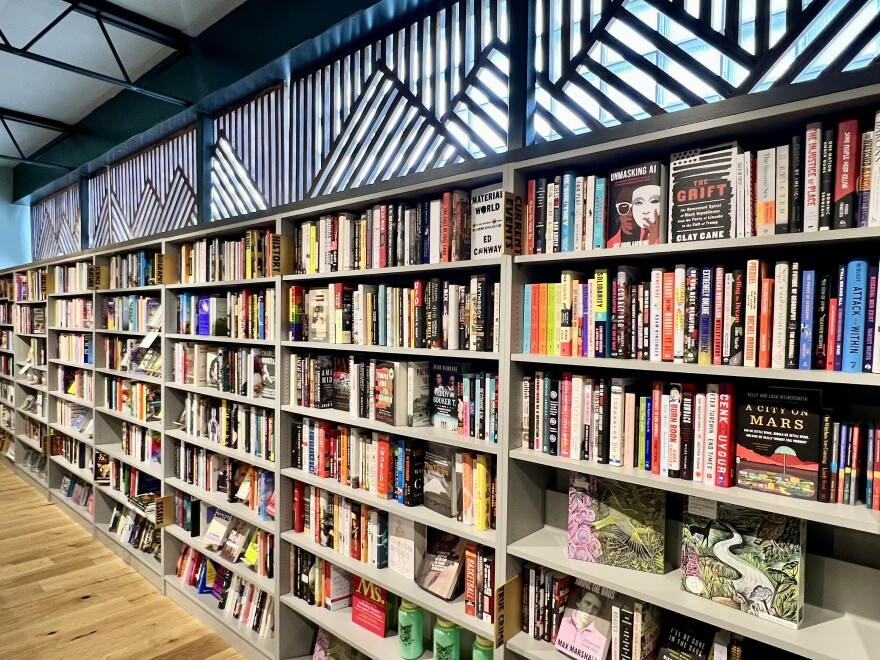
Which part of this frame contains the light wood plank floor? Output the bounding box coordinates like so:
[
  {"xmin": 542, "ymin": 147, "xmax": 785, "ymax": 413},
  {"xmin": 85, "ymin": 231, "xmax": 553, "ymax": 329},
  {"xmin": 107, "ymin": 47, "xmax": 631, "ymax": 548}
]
[{"xmin": 0, "ymin": 459, "xmax": 244, "ymax": 660}]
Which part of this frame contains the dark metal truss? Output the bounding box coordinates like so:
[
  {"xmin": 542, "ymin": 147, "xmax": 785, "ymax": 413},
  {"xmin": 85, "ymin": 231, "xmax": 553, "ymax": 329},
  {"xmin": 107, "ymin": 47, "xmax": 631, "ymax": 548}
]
[
  {"xmin": 0, "ymin": 0, "xmax": 191, "ymax": 107},
  {"xmin": 0, "ymin": 109, "xmax": 73, "ymax": 170}
]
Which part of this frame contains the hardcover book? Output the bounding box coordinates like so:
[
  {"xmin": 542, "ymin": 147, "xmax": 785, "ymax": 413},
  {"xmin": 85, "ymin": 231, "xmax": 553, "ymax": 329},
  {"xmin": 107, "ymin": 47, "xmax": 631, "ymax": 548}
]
[
  {"xmin": 735, "ymin": 387, "xmax": 822, "ymax": 500},
  {"xmin": 388, "ymin": 513, "xmax": 426, "ymax": 580},
  {"xmin": 553, "ymin": 579, "xmax": 617, "ymax": 660},
  {"xmin": 470, "ymin": 184, "xmax": 522, "ymax": 259},
  {"xmin": 374, "ymin": 360, "xmax": 407, "ymax": 426},
  {"xmin": 669, "ymin": 143, "xmax": 739, "ymax": 243},
  {"xmin": 568, "ymin": 473, "xmax": 666, "ymax": 574},
  {"xmin": 415, "ymin": 529, "xmax": 468, "ymax": 601},
  {"xmin": 680, "ymin": 500, "xmax": 807, "ymax": 628},
  {"xmin": 352, "ymin": 576, "xmax": 396, "ymax": 637},
  {"xmin": 423, "ymin": 442, "xmax": 459, "ymax": 517},
  {"xmin": 431, "ymin": 362, "xmax": 466, "ymax": 432},
  {"xmin": 607, "ymin": 161, "xmax": 667, "ymax": 246}
]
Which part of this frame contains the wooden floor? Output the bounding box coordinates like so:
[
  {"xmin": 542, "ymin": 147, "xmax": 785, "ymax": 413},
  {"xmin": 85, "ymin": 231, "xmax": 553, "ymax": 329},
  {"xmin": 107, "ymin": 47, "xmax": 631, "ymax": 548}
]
[{"xmin": 0, "ymin": 459, "xmax": 244, "ymax": 660}]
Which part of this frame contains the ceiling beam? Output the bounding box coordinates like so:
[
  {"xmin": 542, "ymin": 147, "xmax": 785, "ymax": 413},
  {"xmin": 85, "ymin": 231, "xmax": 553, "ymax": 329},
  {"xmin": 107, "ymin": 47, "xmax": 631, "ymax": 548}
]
[
  {"xmin": 61, "ymin": 0, "xmax": 189, "ymax": 52},
  {"xmin": 0, "ymin": 154, "xmax": 72, "ymax": 171},
  {"xmin": 0, "ymin": 107, "xmax": 73, "ymax": 133},
  {"xmin": 0, "ymin": 43, "xmax": 191, "ymax": 107}
]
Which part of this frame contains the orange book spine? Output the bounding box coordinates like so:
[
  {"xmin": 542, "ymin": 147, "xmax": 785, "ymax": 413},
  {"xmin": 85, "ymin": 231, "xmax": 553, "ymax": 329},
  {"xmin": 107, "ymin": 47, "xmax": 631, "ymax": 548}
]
[
  {"xmin": 377, "ymin": 440, "xmax": 391, "ymax": 499},
  {"xmin": 662, "ymin": 272, "xmax": 675, "ymax": 361},
  {"xmin": 758, "ymin": 276, "xmax": 774, "ymax": 369}
]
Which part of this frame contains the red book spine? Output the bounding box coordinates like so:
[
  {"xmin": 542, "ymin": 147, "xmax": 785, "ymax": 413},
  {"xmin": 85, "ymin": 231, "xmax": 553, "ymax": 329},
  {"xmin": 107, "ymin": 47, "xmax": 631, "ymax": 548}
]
[
  {"xmin": 662, "ymin": 272, "xmax": 675, "ymax": 361},
  {"xmin": 441, "ymin": 193, "xmax": 451, "ymax": 262},
  {"xmin": 758, "ymin": 276, "xmax": 774, "ymax": 369},
  {"xmin": 318, "ymin": 426, "xmax": 328, "ymax": 478},
  {"xmin": 834, "ymin": 119, "xmax": 860, "ymax": 228},
  {"xmin": 379, "ymin": 205, "xmax": 388, "ymax": 268},
  {"xmin": 715, "ymin": 383, "xmax": 735, "ymax": 487},
  {"xmin": 527, "ymin": 180, "xmax": 536, "ymax": 255},
  {"xmin": 826, "ymin": 297, "xmax": 838, "ymax": 371},
  {"xmin": 464, "ymin": 544, "xmax": 478, "ymax": 616},
  {"xmin": 560, "ymin": 373, "xmax": 572, "ymax": 458},
  {"xmin": 651, "ymin": 381, "xmax": 662, "ymax": 474},
  {"xmin": 873, "ymin": 427, "xmax": 880, "ymax": 510},
  {"xmin": 713, "ymin": 266, "xmax": 724, "ymax": 366},
  {"xmin": 377, "ymin": 439, "xmax": 391, "ymax": 499}
]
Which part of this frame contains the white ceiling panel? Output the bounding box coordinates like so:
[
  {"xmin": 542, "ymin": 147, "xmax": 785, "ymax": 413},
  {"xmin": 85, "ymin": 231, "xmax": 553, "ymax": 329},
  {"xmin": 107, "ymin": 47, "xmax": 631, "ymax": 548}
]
[
  {"xmin": 0, "ymin": 50, "xmax": 120, "ymax": 124},
  {"xmin": 5, "ymin": 120, "xmax": 61, "ymax": 156},
  {"xmin": 108, "ymin": 0, "xmax": 246, "ymax": 37},
  {"xmin": 0, "ymin": 0, "xmax": 67, "ymax": 49},
  {"xmin": 104, "ymin": 22, "xmax": 174, "ymax": 81}
]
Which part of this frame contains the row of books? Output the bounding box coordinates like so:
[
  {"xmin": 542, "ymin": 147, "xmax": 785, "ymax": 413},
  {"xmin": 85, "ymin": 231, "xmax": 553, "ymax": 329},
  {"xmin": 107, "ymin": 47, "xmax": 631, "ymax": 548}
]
[
  {"xmin": 51, "ymin": 432, "xmax": 90, "ymax": 469},
  {"xmin": 171, "ymin": 343, "xmax": 276, "ymax": 400},
  {"xmin": 15, "ymin": 270, "xmax": 46, "ymax": 302},
  {"xmin": 289, "ymin": 355, "xmax": 501, "ymax": 442},
  {"xmin": 50, "ymin": 262, "xmax": 92, "ymax": 293},
  {"xmin": 21, "ymin": 418, "xmax": 45, "ymax": 446},
  {"xmin": 177, "ymin": 229, "xmax": 292, "ymax": 283},
  {"xmin": 108, "ymin": 503, "xmax": 161, "ymax": 561},
  {"xmin": 293, "ymin": 418, "xmax": 495, "ymax": 526},
  {"xmin": 25, "ymin": 337, "xmax": 46, "ymax": 367},
  {"xmin": 0, "ymin": 302, "xmax": 9, "ymax": 325},
  {"xmin": 0, "ymin": 278, "xmax": 12, "ymax": 300},
  {"xmin": 104, "ymin": 377, "xmax": 161, "ymax": 423},
  {"xmin": 290, "ymin": 547, "xmax": 357, "ymax": 611},
  {"xmin": 14, "ymin": 305, "xmax": 45, "ymax": 334},
  {"xmin": 171, "ymin": 441, "xmax": 275, "ymax": 520},
  {"xmin": 173, "ymin": 393, "xmax": 276, "ymax": 462},
  {"xmin": 524, "ymin": 114, "xmax": 880, "ymax": 254},
  {"xmin": 59, "ymin": 367, "xmax": 94, "ymax": 403},
  {"xmin": 52, "ymin": 298, "xmax": 93, "ymax": 329},
  {"xmin": 120, "ymin": 422, "xmax": 161, "ymax": 465},
  {"xmin": 56, "ymin": 332, "xmax": 93, "ymax": 364},
  {"xmin": 290, "ymin": 274, "xmax": 500, "ymax": 352},
  {"xmin": 18, "ymin": 446, "xmax": 46, "ymax": 478},
  {"xmin": 202, "ymin": 508, "xmax": 275, "ymax": 578},
  {"xmin": 103, "ymin": 295, "xmax": 161, "ymax": 333},
  {"xmin": 58, "ymin": 474, "xmax": 94, "ymax": 514},
  {"xmin": 525, "ymin": 258, "xmax": 878, "ymax": 374},
  {"xmin": 176, "ymin": 289, "xmax": 276, "ymax": 341},
  {"xmin": 175, "ymin": 545, "xmax": 275, "ymax": 638},
  {"xmin": 55, "ymin": 401, "xmax": 93, "ymax": 436},
  {"xmin": 104, "ymin": 337, "xmax": 161, "ymax": 377},
  {"xmin": 108, "ymin": 250, "xmax": 168, "ymax": 289},
  {"xmin": 106, "ymin": 460, "xmax": 160, "ymax": 499}
]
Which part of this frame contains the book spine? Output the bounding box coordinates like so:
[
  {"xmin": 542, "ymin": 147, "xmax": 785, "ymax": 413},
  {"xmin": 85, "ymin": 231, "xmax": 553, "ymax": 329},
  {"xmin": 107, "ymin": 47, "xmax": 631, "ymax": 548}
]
[
  {"xmin": 834, "ymin": 264, "xmax": 847, "ymax": 371},
  {"xmin": 789, "ymin": 134, "xmax": 804, "ymax": 232},
  {"xmin": 667, "ymin": 383, "xmax": 681, "ymax": 478},
  {"xmin": 593, "ymin": 178, "xmax": 606, "ymax": 249},
  {"xmin": 722, "ymin": 271, "xmax": 733, "ymax": 364},
  {"xmin": 715, "ymin": 383, "xmax": 735, "ymax": 488},
  {"xmin": 819, "ymin": 414, "xmax": 833, "ymax": 503},
  {"xmin": 595, "ymin": 270, "xmax": 609, "ymax": 358},
  {"xmin": 662, "ymin": 272, "xmax": 675, "ymax": 361},
  {"xmin": 698, "ymin": 266, "xmax": 713, "ymax": 365},
  {"xmin": 843, "ymin": 259, "xmax": 869, "ymax": 373},
  {"xmin": 684, "ymin": 267, "xmax": 698, "ymax": 364},
  {"xmin": 835, "ymin": 119, "xmax": 860, "ymax": 228},
  {"xmin": 693, "ymin": 392, "xmax": 705, "ymax": 482},
  {"xmin": 776, "ymin": 144, "xmax": 790, "ymax": 233},
  {"xmin": 744, "ymin": 259, "xmax": 760, "ymax": 368},
  {"xmin": 772, "ymin": 262, "xmax": 790, "ymax": 369},
  {"xmin": 870, "ymin": 112, "xmax": 880, "ymax": 226},
  {"xmin": 704, "ymin": 384, "xmax": 718, "ymax": 485},
  {"xmin": 866, "ymin": 267, "xmax": 878, "ymax": 373},
  {"xmin": 858, "ymin": 131, "xmax": 874, "ymax": 227},
  {"xmin": 673, "ymin": 265, "xmax": 686, "ymax": 363},
  {"xmin": 819, "ymin": 128, "xmax": 835, "ymax": 230},
  {"xmin": 799, "ymin": 270, "xmax": 816, "ymax": 369},
  {"xmin": 804, "ymin": 123, "xmax": 822, "ymax": 231},
  {"xmin": 680, "ymin": 385, "xmax": 695, "ymax": 480},
  {"xmin": 650, "ymin": 269, "xmax": 662, "ymax": 362},
  {"xmin": 815, "ymin": 273, "xmax": 831, "ymax": 370},
  {"xmin": 756, "ymin": 148, "xmax": 776, "ymax": 235},
  {"xmin": 786, "ymin": 262, "xmax": 801, "ymax": 368},
  {"xmin": 758, "ymin": 273, "xmax": 774, "ymax": 369},
  {"xmin": 713, "ymin": 265, "xmax": 724, "ymax": 366}
]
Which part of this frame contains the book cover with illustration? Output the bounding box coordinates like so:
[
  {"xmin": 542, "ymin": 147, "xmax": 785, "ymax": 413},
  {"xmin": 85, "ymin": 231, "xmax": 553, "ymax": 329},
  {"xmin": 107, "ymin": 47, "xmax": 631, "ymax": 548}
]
[
  {"xmin": 680, "ymin": 501, "xmax": 806, "ymax": 629},
  {"xmin": 607, "ymin": 161, "xmax": 667, "ymax": 247},
  {"xmin": 415, "ymin": 529, "xmax": 467, "ymax": 601},
  {"xmin": 430, "ymin": 362, "xmax": 466, "ymax": 432},
  {"xmin": 352, "ymin": 576, "xmax": 397, "ymax": 637},
  {"xmin": 568, "ymin": 474, "xmax": 666, "ymax": 574},
  {"xmin": 735, "ymin": 387, "xmax": 822, "ymax": 500},
  {"xmin": 668, "ymin": 143, "xmax": 739, "ymax": 244}
]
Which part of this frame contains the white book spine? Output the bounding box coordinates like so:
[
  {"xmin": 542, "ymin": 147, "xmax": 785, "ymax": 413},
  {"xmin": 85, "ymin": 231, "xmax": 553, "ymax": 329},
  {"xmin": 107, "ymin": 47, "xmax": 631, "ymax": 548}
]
[
  {"xmin": 704, "ymin": 384, "xmax": 719, "ymax": 485},
  {"xmin": 744, "ymin": 152, "xmax": 754, "ymax": 236},
  {"xmin": 870, "ymin": 111, "xmax": 880, "ymax": 227},
  {"xmin": 650, "ymin": 269, "xmax": 663, "ymax": 362},
  {"xmin": 744, "ymin": 259, "xmax": 760, "ymax": 368},
  {"xmin": 448, "ymin": 285, "xmax": 460, "ymax": 351},
  {"xmin": 609, "ymin": 385, "xmax": 623, "ymax": 467},
  {"xmin": 673, "ymin": 265, "xmax": 686, "ymax": 363},
  {"xmin": 735, "ymin": 153, "xmax": 745, "ymax": 237},
  {"xmin": 722, "ymin": 272, "xmax": 734, "ymax": 361},
  {"xmin": 668, "ymin": 385, "xmax": 681, "ymax": 473},
  {"xmin": 776, "ymin": 144, "xmax": 790, "ymax": 232},
  {"xmin": 693, "ymin": 392, "xmax": 706, "ymax": 482},
  {"xmin": 372, "ymin": 207, "xmax": 382, "ymax": 267},
  {"xmin": 804, "ymin": 124, "xmax": 822, "ymax": 231},
  {"xmin": 584, "ymin": 176, "xmax": 595, "ymax": 250},
  {"xmin": 429, "ymin": 199, "xmax": 442, "ymax": 263},
  {"xmin": 772, "ymin": 262, "xmax": 790, "ymax": 369},
  {"xmin": 587, "ymin": 279, "xmax": 596, "ymax": 358},
  {"xmin": 574, "ymin": 176, "xmax": 584, "ymax": 251},
  {"xmin": 660, "ymin": 393, "xmax": 670, "ymax": 477},
  {"xmin": 571, "ymin": 375, "xmax": 584, "ymax": 461},
  {"xmin": 756, "ymin": 148, "xmax": 776, "ymax": 235}
]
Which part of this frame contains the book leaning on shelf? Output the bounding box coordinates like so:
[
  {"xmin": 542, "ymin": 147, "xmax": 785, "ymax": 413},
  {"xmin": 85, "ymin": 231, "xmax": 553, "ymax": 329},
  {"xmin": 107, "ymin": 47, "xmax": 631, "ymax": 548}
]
[
  {"xmin": 201, "ymin": 506, "xmax": 275, "ymax": 578},
  {"xmin": 108, "ymin": 503, "xmax": 161, "ymax": 561},
  {"xmin": 289, "ymin": 273, "xmax": 501, "ymax": 352}
]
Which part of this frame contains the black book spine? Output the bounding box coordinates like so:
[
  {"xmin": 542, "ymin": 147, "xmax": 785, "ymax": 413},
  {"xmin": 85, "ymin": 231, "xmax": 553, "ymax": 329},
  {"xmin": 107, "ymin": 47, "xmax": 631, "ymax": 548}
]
[
  {"xmin": 595, "ymin": 380, "xmax": 610, "ymax": 464},
  {"xmin": 414, "ymin": 280, "xmax": 426, "ymax": 349},
  {"xmin": 552, "ymin": 175, "xmax": 562, "ymax": 253},
  {"xmin": 785, "ymin": 262, "xmax": 801, "ymax": 368},
  {"xmin": 547, "ymin": 378, "xmax": 560, "ymax": 456},
  {"xmin": 789, "ymin": 135, "xmax": 804, "ymax": 232},
  {"xmin": 388, "ymin": 204, "xmax": 397, "ymax": 267},
  {"xmin": 680, "ymin": 386, "xmax": 695, "ymax": 480},
  {"xmin": 815, "ymin": 272, "xmax": 831, "ymax": 369},
  {"xmin": 729, "ymin": 270, "xmax": 745, "ymax": 367},
  {"xmin": 398, "ymin": 204, "xmax": 407, "ymax": 266},
  {"xmin": 820, "ymin": 128, "xmax": 835, "ymax": 230},
  {"xmin": 442, "ymin": 281, "xmax": 450, "ymax": 350},
  {"xmin": 629, "ymin": 280, "xmax": 638, "ymax": 360},
  {"xmin": 818, "ymin": 413, "xmax": 833, "ymax": 503},
  {"xmin": 535, "ymin": 178, "xmax": 547, "ymax": 254},
  {"xmin": 610, "ymin": 277, "xmax": 619, "ymax": 358}
]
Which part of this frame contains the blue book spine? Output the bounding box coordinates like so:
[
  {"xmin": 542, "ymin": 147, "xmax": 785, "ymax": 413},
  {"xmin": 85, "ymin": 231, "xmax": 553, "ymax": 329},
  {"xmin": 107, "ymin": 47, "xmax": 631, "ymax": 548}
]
[
  {"xmin": 523, "ymin": 284, "xmax": 533, "ymax": 354},
  {"xmin": 396, "ymin": 439, "xmax": 405, "ymax": 503},
  {"xmin": 799, "ymin": 270, "xmax": 816, "ymax": 369},
  {"xmin": 839, "ymin": 423, "xmax": 850, "ymax": 504},
  {"xmin": 376, "ymin": 510, "xmax": 389, "ymax": 568},
  {"xmin": 197, "ymin": 296, "xmax": 210, "ymax": 336},
  {"xmin": 593, "ymin": 177, "xmax": 607, "ymax": 249},
  {"xmin": 843, "ymin": 259, "xmax": 869, "ymax": 372},
  {"xmin": 421, "ymin": 201, "xmax": 430, "ymax": 264},
  {"xmin": 489, "ymin": 376, "xmax": 497, "ymax": 443},
  {"xmin": 562, "ymin": 172, "xmax": 576, "ymax": 252},
  {"xmin": 644, "ymin": 395, "xmax": 653, "ymax": 471},
  {"xmin": 378, "ymin": 285, "xmax": 387, "ymax": 346},
  {"xmin": 698, "ymin": 266, "xmax": 713, "ymax": 364},
  {"xmin": 542, "ymin": 373, "xmax": 551, "ymax": 453},
  {"xmin": 834, "ymin": 264, "xmax": 847, "ymax": 371},
  {"xmin": 258, "ymin": 297, "xmax": 265, "ymax": 339}
]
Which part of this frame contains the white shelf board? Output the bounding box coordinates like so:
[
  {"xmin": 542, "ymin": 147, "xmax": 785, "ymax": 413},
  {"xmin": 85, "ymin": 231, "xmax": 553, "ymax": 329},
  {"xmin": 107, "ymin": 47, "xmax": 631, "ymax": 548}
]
[
  {"xmin": 50, "ymin": 488, "xmax": 95, "ymax": 525},
  {"xmin": 49, "ymin": 454, "xmax": 93, "ymax": 483},
  {"xmin": 49, "ymin": 422, "xmax": 94, "ymax": 446},
  {"xmin": 510, "ymin": 447, "xmax": 880, "ymax": 535},
  {"xmin": 283, "ymin": 256, "xmax": 504, "ymax": 282},
  {"xmin": 48, "ymin": 358, "xmax": 94, "ymax": 370},
  {"xmin": 282, "ymin": 340, "xmax": 499, "ymax": 360},
  {"xmin": 51, "ymin": 390, "xmax": 93, "ymax": 407},
  {"xmin": 513, "ymin": 227, "xmax": 880, "ymax": 265},
  {"xmin": 17, "ymin": 407, "xmax": 47, "ymax": 424},
  {"xmin": 48, "ymin": 290, "xmax": 93, "ymax": 298},
  {"xmin": 15, "ymin": 331, "xmax": 46, "ymax": 338},
  {"xmin": 95, "ymin": 407, "xmax": 162, "ymax": 432},
  {"xmin": 47, "ymin": 326, "xmax": 93, "ymax": 332},
  {"xmin": 15, "ymin": 299, "xmax": 47, "ymax": 305},
  {"xmin": 511, "ymin": 354, "xmax": 880, "ymax": 387},
  {"xmin": 97, "ymin": 442, "xmax": 163, "ymax": 480},
  {"xmin": 165, "ymin": 523, "xmax": 275, "ymax": 593},
  {"xmin": 0, "ymin": 347, "xmax": 14, "ymax": 354},
  {"xmin": 280, "ymin": 467, "xmax": 496, "ymax": 546},
  {"xmin": 94, "ymin": 522, "xmax": 162, "ymax": 576},
  {"xmin": 95, "ymin": 328, "xmax": 150, "ymax": 336},
  {"xmin": 281, "ymin": 403, "xmax": 500, "ymax": 455},
  {"xmin": 280, "ymin": 594, "xmax": 433, "ymax": 660},
  {"xmin": 164, "ymin": 577, "xmax": 274, "ymax": 660},
  {"xmin": 166, "ymin": 276, "xmax": 278, "ymax": 290},
  {"xmin": 0, "ymin": 423, "xmax": 15, "ymax": 435},
  {"xmin": 165, "ymin": 381, "xmax": 277, "ymax": 408},
  {"xmin": 506, "ymin": 632, "xmax": 561, "ymax": 660},
  {"xmin": 281, "ymin": 529, "xmax": 493, "ymax": 639},
  {"xmin": 95, "ymin": 366, "xmax": 163, "ymax": 385},
  {"xmin": 15, "ymin": 378, "xmax": 48, "ymax": 392},
  {"xmin": 95, "ymin": 483, "xmax": 155, "ymax": 523},
  {"xmin": 97, "ymin": 285, "xmax": 163, "ymax": 295},
  {"xmin": 166, "ymin": 428, "xmax": 276, "ymax": 471},
  {"xmin": 165, "ymin": 333, "xmax": 276, "ymax": 346},
  {"xmin": 0, "ymin": 372, "xmax": 14, "ymax": 381},
  {"xmin": 0, "ymin": 396, "xmax": 14, "ymax": 407},
  {"xmin": 15, "ymin": 433, "xmax": 42, "ymax": 452},
  {"xmin": 16, "ymin": 361, "xmax": 47, "ymax": 371},
  {"xmin": 165, "ymin": 477, "xmax": 276, "ymax": 534},
  {"xmin": 507, "ymin": 526, "xmax": 880, "ymax": 660}
]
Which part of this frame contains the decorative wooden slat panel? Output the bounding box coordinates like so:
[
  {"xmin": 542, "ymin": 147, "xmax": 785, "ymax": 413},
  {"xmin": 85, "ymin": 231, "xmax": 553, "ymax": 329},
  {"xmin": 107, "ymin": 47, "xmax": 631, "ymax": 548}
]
[
  {"xmin": 31, "ymin": 184, "xmax": 81, "ymax": 261},
  {"xmin": 88, "ymin": 128, "xmax": 198, "ymax": 248},
  {"xmin": 211, "ymin": 0, "xmax": 511, "ymax": 220},
  {"xmin": 534, "ymin": 0, "xmax": 880, "ymax": 142}
]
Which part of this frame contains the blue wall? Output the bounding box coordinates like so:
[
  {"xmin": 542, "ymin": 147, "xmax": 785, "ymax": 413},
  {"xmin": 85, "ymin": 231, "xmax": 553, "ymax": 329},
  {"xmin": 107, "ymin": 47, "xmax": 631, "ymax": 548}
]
[{"xmin": 0, "ymin": 168, "xmax": 31, "ymax": 268}]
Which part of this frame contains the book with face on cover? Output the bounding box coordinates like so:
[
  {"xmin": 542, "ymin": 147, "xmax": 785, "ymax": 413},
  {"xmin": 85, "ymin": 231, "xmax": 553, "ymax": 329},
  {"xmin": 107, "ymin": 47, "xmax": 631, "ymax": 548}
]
[{"xmin": 219, "ymin": 518, "xmax": 254, "ymax": 563}]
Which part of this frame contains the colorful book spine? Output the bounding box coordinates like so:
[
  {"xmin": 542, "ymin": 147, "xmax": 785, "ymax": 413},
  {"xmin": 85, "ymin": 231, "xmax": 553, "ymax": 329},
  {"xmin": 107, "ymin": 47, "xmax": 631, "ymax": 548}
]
[
  {"xmin": 842, "ymin": 259, "xmax": 869, "ymax": 373},
  {"xmin": 698, "ymin": 266, "xmax": 713, "ymax": 365},
  {"xmin": 799, "ymin": 269, "xmax": 816, "ymax": 370},
  {"xmin": 834, "ymin": 264, "xmax": 847, "ymax": 371},
  {"xmin": 803, "ymin": 123, "xmax": 822, "ymax": 231},
  {"xmin": 523, "ymin": 285, "xmax": 533, "ymax": 354},
  {"xmin": 834, "ymin": 119, "xmax": 860, "ymax": 229},
  {"xmin": 715, "ymin": 383, "xmax": 735, "ymax": 488},
  {"xmin": 865, "ymin": 267, "xmax": 878, "ymax": 373},
  {"xmin": 744, "ymin": 259, "xmax": 760, "ymax": 368}
]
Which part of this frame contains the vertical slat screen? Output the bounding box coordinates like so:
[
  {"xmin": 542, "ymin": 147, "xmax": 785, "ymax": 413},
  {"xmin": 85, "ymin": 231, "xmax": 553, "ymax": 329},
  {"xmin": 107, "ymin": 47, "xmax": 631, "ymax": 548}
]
[{"xmin": 31, "ymin": 184, "xmax": 81, "ymax": 260}]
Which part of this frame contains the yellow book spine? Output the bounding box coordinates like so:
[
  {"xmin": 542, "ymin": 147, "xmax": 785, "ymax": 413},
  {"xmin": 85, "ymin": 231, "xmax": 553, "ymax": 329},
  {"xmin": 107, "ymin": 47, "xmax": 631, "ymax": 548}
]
[{"xmin": 475, "ymin": 454, "xmax": 491, "ymax": 531}]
